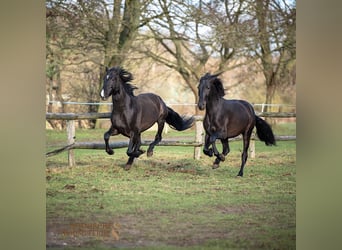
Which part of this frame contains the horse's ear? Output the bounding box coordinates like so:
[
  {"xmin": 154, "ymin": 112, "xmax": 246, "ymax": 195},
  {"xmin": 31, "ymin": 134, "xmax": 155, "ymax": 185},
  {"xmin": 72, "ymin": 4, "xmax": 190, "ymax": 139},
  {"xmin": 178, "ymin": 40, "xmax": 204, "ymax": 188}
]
[
  {"xmin": 212, "ymin": 71, "xmax": 223, "ymax": 78},
  {"xmin": 105, "ymin": 66, "xmax": 109, "ymax": 72}
]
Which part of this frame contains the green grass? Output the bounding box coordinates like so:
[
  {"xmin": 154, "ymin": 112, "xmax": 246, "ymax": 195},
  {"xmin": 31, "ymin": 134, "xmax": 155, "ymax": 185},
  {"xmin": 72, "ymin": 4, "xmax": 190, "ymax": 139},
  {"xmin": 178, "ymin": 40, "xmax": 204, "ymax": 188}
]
[
  {"xmin": 271, "ymin": 122, "xmax": 296, "ymax": 136},
  {"xmin": 46, "ymin": 126, "xmax": 296, "ymax": 249}
]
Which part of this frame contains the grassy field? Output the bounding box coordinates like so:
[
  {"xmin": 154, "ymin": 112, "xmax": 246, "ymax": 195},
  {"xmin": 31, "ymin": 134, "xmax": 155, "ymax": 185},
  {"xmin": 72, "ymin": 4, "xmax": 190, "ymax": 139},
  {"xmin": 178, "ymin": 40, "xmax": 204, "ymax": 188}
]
[{"xmin": 46, "ymin": 123, "xmax": 296, "ymax": 249}]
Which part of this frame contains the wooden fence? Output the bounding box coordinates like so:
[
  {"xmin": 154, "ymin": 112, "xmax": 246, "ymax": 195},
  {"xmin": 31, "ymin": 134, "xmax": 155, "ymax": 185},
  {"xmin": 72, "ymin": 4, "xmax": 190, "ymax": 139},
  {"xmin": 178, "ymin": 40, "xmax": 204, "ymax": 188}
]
[{"xmin": 46, "ymin": 112, "xmax": 296, "ymax": 166}]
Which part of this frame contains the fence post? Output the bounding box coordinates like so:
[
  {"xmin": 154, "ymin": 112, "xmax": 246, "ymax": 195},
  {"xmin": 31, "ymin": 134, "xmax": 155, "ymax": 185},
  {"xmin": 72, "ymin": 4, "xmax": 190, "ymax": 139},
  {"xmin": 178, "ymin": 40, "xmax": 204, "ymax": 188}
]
[
  {"xmin": 250, "ymin": 131, "xmax": 256, "ymax": 158},
  {"xmin": 194, "ymin": 120, "xmax": 203, "ymax": 160},
  {"xmin": 67, "ymin": 120, "xmax": 75, "ymax": 166}
]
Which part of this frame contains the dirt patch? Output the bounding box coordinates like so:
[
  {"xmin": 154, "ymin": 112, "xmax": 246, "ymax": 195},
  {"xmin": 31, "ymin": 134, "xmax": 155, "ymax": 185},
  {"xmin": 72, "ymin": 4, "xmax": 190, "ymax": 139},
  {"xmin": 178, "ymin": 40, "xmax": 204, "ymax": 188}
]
[
  {"xmin": 46, "ymin": 207, "xmax": 236, "ymax": 248},
  {"xmin": 215, "ymin": 204, "xmax": 264, "ymax": 215},
  {"xmin": 166, "ymin": 165, "xmax": 198, "ymax": 175},
  {"xmin": 46, "ymin": 218, "xmax": 123, "ymax": 248},
  {"xmin": 47, "ymin": 202, "xmax": 281, "ymax": 248},
  {"xmin": 115, "ymin": 213, "xmax": 230, "ymax": 247}
]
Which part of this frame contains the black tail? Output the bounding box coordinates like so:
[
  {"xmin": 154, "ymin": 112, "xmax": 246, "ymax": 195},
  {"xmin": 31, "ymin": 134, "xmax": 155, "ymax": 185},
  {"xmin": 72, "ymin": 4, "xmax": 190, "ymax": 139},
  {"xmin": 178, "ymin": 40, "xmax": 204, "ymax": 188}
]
[
  {"xmin": 255, "ymin": 116, "xmax": 276, "ymax": 146},
  {"xmin": 166, "ymin": 107, "xmax": 194, "ymax": 131}
]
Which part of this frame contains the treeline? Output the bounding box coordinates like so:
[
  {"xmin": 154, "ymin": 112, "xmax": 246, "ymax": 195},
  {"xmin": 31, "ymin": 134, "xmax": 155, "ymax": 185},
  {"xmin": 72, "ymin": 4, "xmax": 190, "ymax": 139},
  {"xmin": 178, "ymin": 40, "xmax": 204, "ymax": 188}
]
[{"xmin": 46, "ymin": 0, "xmax": 296, "ymax": 129}]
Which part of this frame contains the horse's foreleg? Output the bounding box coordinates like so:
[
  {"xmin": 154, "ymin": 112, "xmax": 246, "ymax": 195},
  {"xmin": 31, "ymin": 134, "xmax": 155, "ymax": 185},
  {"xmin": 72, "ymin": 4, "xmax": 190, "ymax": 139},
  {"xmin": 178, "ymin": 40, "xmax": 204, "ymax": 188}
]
[
  {"xmin": 125, "ymin": 133, "xmax": 144, "ymax": 170},
  {"xmin": 127, "ymin": 132, "xmax": 144, "ymax": 158},
  {"xmin": 212, "ymin": 142, "xmax": 225, "ymax": 169},
  {"xmin": 211, "ymin": 137, "xmax": 226, "ymax": 169},
  {"xmin": 221, "ymin": 138, "xmax": 230, "ymax": 159},
  {"xmin": 219, "ymin": 138, "xmax": 230, "ymax": 161},
  {"xmin": 104, "ymin": 126, "xmax": 118, "ymax": 155},
  {"xmin": 125, "ymin": 156, "xmax": 135, "ymax": 171},
  {"xmin": 213, "ymin": 139, "xmax": 229, "ymax": 169},
  {"xmin": 147, "ymin": 120, "xmax": 165, "ymax": 157},
  {"xmin": 210, "ymin": 135, "xmax": 225, "ymax": 161},
  {"xmin": 212, "ymin": 157, "xmax": 221, "ymax": 169},
  {"xmin": 203, "ymin": 133, "xmax": 213, "ymax": 157},
  {"xmin": 203, "ymin": 133, "xmax": 224, "ymax": 168}
]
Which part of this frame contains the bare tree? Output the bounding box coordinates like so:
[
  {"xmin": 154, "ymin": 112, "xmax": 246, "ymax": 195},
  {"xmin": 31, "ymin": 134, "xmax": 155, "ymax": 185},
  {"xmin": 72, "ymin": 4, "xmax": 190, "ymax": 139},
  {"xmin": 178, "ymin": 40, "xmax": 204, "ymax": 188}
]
[
  {"xmin": 46, "ymin": 2, "xmax": 77, "ymax": 128},
  {"xmin": 46, "ymin": 0, "xmax": 150, "ymax": 127},
  {"xmin": 47, "ymin": 0, "xmax": 145, "ymax": 77},
  {"xmin": 252, "ymin": 0, "xmax": 296, "ymax": 110},
  {"xmin": 201, "ymin": 0, "xmax": 296, "ymax": 109},
  {"xmin": 46, "ymin": 0, "xmax": 296, "ymax": 124},
  {"xmin": 135, "ymin": 0, "xmax": 248, "ymax": 112}
]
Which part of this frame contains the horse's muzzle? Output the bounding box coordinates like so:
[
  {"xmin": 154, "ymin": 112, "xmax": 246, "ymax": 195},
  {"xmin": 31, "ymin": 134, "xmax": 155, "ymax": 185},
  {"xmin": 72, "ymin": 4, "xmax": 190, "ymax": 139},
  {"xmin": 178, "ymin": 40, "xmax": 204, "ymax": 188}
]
[
  {"xmin": 198, "ymin": 102, "xmax": 205, "ymax": 110},
  {"xmin": 100, "ymin": 89, "xmax": 107, "ymax": 100}
]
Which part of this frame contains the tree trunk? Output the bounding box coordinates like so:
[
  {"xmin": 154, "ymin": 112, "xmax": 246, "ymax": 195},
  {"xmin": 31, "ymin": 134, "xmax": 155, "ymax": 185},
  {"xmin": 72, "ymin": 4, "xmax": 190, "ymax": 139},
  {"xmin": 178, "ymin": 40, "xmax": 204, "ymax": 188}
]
[
  {"xmin": 47, "ymin": 76, "xmax": 53, "ymax": 113},
  {"xmin": 94, "ymin": 0, "xmax": 142, "ymax": 128},
  {"xmin": 264, "ymin": 71, "xmax": 276, "ymax": 112},
  {"xmin": 265, "ymin": 83, "xmax": 276, "ymax": 112}
]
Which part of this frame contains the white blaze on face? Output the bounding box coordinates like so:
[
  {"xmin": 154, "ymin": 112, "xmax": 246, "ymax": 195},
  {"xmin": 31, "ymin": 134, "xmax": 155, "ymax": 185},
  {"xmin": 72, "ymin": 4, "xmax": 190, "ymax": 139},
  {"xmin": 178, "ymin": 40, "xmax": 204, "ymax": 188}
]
[{"xmin": 100, "ymin": 89, "xmax": 105, "ymax": 99}]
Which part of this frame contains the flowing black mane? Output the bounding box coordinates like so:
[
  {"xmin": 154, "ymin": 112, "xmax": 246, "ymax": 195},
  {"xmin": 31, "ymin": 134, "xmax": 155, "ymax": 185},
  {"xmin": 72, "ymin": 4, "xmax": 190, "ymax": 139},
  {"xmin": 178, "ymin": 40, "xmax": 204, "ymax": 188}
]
[
  {"xmin": 202, "ymin": 73, "xmax": 225, "ymax": 98},
  {"xmin": 109, "ymin": 66, "xmax": 138, "ymax": 96},
  {"xmin": 211, "ymin": 75, "xmax": 225, "ymax": 98}
]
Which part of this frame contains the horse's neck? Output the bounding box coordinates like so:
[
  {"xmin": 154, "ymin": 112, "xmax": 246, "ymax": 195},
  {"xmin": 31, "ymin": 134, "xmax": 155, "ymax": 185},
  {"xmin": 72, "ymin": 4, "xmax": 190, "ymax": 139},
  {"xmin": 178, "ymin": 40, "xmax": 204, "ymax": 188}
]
[
  {"xmin": 111, "ymin": 92, "xmax": 132, "ymax": 110},
  {"xmin": 206, "ymin": 97, "xmax": 221, "ymax": 111}
]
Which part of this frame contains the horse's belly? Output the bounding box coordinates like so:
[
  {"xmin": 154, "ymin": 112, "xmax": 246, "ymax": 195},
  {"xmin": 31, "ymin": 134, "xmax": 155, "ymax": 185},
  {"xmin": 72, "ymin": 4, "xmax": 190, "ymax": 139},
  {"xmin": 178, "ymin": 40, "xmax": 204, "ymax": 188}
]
[
  {"xmin": 110, "ymin": 117, "xmax": 130, "ymax": 136},
  {"xmin": 206, "ymin": 124, "xmax": 243, "ymax": 139},
  {"xmin": 227, "ymin": 130, "xmax": 241, "ymax": 138}
]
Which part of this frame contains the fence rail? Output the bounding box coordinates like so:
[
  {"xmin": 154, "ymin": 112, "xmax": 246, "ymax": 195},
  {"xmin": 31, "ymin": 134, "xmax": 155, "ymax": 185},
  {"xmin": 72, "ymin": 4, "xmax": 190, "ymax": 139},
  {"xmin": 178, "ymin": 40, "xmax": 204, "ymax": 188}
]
[
  {"xmin": 46, "ymin": 112, "xmax": 296, "ymax": 120},
  {"xmin": 46, "ymin": 112, "xmax": 296, "ymax": 166}
]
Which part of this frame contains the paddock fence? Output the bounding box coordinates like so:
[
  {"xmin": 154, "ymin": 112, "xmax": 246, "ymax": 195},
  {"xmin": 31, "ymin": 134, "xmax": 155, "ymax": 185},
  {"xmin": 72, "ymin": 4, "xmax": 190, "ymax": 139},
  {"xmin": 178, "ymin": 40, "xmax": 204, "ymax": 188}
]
[{"xmin": 46, "ymin": 110, "xmax": 296, "ymax": 167}]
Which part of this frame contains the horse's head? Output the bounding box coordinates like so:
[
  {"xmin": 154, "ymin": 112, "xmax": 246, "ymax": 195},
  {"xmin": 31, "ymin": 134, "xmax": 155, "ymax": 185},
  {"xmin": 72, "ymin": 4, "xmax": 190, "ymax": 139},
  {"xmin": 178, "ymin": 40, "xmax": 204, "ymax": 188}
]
[
  {"xmin": 100, "ymin": 67, "xmax": 120, "ymax": 100},
  {"xmin": 100, "ymin": 67, "xmax": 135, "ymax": 100},
  {"xmin": 197, "ymin": 72, "xmax": 224, "ymax": 110}
]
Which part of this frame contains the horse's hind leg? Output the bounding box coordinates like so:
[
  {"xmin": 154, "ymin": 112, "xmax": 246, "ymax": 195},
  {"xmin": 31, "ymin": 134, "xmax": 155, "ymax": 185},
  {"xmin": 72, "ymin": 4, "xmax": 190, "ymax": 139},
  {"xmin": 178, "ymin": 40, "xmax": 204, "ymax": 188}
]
[
  {"xmin": 147, "ymin": 120, "xmax": 165, "ymax": 157},
  {"xmin": 237, "ymin": 130, "xmax": 252, "ymax": 177}
]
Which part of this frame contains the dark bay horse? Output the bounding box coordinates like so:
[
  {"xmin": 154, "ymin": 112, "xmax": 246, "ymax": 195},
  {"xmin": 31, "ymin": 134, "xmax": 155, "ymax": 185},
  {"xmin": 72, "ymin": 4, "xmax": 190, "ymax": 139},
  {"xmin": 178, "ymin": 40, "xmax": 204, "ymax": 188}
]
[
  {"xmin": 100, "ymin": 66, "xmax": 194, "ymax": 170},
  {"xmin": 197, "ymin": 73, "xmax": 276, "ymax": 177}
]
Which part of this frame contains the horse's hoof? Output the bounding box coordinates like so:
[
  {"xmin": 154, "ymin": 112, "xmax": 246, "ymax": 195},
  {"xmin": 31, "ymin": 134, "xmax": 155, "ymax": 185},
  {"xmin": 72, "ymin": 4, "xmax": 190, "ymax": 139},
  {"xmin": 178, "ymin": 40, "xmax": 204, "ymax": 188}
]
[
  {"xmin": 137, "ymin": 149, "xmax": 145, "ymax": 157},
  {"xmin": 106, "ymin": 149, "xmax": 114, "ymax": 155},
  {"xmin": 124, "ymin": 164, "xmax": 131, "ymax": 171},
  {"xmin": 219, "ymin": 154, "xmax": 225, "ymax": 161},
  {"xmin": 147, "ymin": 151, "xmax": 153, "ymax": 157},
  {"xmin": 212, "ymin": 164, "xmax": 220, "ymax": 169},
  {"xmin": 237, "ymin": 173, "xmax": 243, "ymax": 177},
  {"xmin": 203, "ymin": 149, "xmax": 213, "ymax": 157}
]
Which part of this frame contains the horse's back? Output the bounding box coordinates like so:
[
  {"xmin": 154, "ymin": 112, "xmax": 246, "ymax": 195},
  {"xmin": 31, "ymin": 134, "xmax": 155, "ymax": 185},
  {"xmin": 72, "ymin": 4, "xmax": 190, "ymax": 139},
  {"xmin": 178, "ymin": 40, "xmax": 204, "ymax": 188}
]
[
  {"xmin": 135, "ymin": 93, "xmax": 168, "ymax": 126},
  {"xmin": 225, "ymin": 99, "xmax": 254, "ymax": 115},
  {"xmin": 136, "ymin": 93, "xmax": 167, "ymax": 111},
  {"xmin": 221, "ymin": 99, "xmax": 255, "ymax": 137}
]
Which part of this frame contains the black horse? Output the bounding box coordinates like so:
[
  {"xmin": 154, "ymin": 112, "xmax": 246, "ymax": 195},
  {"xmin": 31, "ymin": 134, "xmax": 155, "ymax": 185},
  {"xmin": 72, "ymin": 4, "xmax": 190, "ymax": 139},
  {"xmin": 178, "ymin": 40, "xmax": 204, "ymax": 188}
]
[
  {"xmin": 100, "ymin": 66, "xmax": 194, "ymax": 170},
  {"xmin": 197, "ymin": 73, "xmax": 276, "ymax": 177}
]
